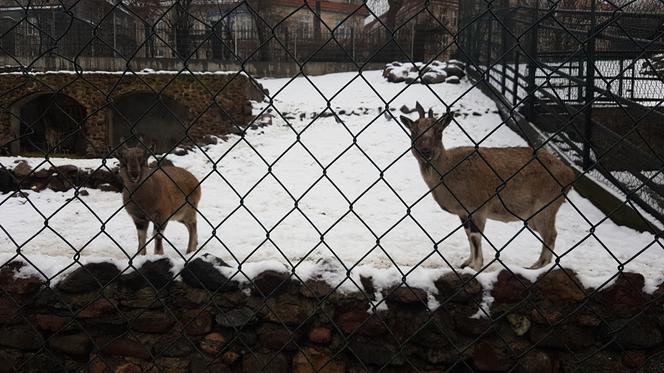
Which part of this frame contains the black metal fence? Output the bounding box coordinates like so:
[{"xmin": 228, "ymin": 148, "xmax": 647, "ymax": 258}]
[
  {"xmin": 460, "ymin": 0, "xmax": 664, "ymax": 225},
  {"xmin": 0, "ymin": 0, "xmax": 664, "ymax": 372}
]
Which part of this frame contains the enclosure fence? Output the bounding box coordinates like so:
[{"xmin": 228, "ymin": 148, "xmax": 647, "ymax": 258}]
[{"xmin": 0, "ymin": 0, "xmax": 663, "ymax": 372}]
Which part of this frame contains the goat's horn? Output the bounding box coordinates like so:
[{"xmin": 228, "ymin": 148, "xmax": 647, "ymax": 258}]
[
  {"xmin": 416, "ymin": 102, "xmax": 425, "ymax": 118},
  {"xmin": 428, "ymin": 108, "xmax": 434, "ymax": 118}
]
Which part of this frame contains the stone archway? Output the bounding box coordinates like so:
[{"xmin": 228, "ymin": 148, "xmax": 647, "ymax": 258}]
[
  {"xmin": 10, "ymin": 93, "xmax": 87, "ymax": 156},
  {"xmin": 108, "ymin": 92, "xmax": 189, "ymax": 153}
]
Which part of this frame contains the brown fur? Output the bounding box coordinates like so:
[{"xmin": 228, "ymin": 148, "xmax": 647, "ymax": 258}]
[
  {"xmin": 117, "ymin": 145, "xmax": 201, "ymax": 255},
  {"xmin": 401, "ymin": 102, "xmax": 575, "ymax": 270}
]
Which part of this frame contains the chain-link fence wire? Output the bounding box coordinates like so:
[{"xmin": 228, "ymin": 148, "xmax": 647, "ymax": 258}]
[{"xmin": 0, "ymin": 0, "xmax": 663, "ymax": 371}]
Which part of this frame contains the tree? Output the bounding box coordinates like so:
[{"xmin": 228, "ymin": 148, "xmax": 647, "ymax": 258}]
[
  {"xmin": 245, "ymin": 0, "xmax": 275, "ymax": 61},
  {"xmin": 172, "ymin": 0, "xmax": 194, "ymax": 59}
]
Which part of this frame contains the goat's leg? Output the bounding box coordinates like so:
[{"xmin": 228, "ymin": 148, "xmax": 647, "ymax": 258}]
[
  {"xmin": 460, "ymin": 215, "xmax": 486, "ymax": 271},
  {"xmin": 528, "ymin": 213, "xmax": 557, "ymax": 269},
  {"xmin": 134, "ymin": 219, "xmax": 149, "ymax": 256},
  {"xmin": 153, "ymin": 221, "xmax": 168, "ymax": 255},
  {"xmin": 184, "ymin": 217, "xmax": 198, "ymax": 254}
]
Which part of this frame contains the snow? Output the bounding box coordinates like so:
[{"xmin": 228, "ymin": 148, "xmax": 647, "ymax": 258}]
[{"xmin": 1, "ymin": 70, "xmax": 662, "ymax": 314}]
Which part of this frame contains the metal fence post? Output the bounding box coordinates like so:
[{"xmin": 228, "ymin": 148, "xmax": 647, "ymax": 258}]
[
  {"xmin": 525, "ymin": 1, "xmax": 539, "ymax": 122},
  {"xmin": 582, "ymin": 0, "xmax": 597, "ymax": 170},
  {"xmin": 500, "ymin": 0, "xmax": 511, "ymax": 95}
]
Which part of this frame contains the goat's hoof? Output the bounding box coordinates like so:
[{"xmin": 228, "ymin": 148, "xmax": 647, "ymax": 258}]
[{"xmin": 460, "ymin": 258, "xmax": 472, "ymax": 269}]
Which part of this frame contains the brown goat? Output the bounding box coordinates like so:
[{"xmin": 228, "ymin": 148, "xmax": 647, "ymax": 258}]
[
  {"xmin": 400, "ymin": 102, "xmax": 574, "ymax": 271},
  {"xmin": 116, "ymin": 144, "xmax": 202, "ymax": 255}
]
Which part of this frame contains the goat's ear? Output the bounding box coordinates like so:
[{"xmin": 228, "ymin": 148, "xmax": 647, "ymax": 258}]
[
  {"xmin": 400, "ymin": 115, "xmax": 414, "ymax": 129},
  {"xmin": 415, "ymin": 102, "xmax": 425, "ymax": 118},
  {"xmin": 428, "ymin": 108, "xmax": 434, "ymax": 118}
]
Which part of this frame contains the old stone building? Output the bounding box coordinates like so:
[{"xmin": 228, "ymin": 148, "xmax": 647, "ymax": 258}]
[{"xmin": 0, "ymin": 72, "xmax": 263, "ymax": 156}]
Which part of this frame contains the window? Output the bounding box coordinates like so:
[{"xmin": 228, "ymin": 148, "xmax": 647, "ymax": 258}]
[{"xmin": 26, "ymin": 17, "xmax": 38, "ymax": 37}]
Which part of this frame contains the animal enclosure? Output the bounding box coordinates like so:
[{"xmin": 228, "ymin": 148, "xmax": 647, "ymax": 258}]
[{"xmin": 0, "ymin": 1, "xmax": 663, "ymax": 372}]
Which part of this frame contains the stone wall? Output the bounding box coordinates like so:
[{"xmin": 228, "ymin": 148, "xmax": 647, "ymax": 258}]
[
  {"xmin": 0, "ymin": 72, "xmax": 264, "ymax": 156},
  {"xmin": 0, "ymin": 56, "xmax": 386, "ymax": 79},
  {"xmin": 0, "ymin": 258, "xmax": 662, "ymax": 372}
]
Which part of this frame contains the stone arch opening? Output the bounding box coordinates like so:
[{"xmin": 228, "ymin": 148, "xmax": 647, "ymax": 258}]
[
  {"xmin": 10, "ymin": 93, "xmax": 87, "ymax": 156},
  {"xmin": 109, "ymin": 93, "xmax": 189, "ymax": 153}
]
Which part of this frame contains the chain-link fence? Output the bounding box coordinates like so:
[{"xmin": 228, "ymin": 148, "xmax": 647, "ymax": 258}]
[{"xmin": 0, "ymin": 0, "xmax": 663, "ymax": 372}]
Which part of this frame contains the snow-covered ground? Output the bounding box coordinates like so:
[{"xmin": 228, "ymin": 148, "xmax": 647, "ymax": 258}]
[{"xmin": 1, "ymin": 71, "xmax": 662, "ymax": 306}]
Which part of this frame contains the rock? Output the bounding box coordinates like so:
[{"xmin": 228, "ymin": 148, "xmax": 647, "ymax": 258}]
[
  {"xmin": 603, "ymin": 318, "xmax": 662, "ymax": 349},
  {"xmin": 34, "ymin": 314, "xmax": 68, "ymax": 331},
  {"xmin": 491, "ymin": 271, "xmax": 532, "ymax": 304},
  {"xmin": 529, "ymin": 324, "xmax": 595, "ymax": 350},
  {"xmin": 448, "ymin": 59, "xmax": 466, "ymax": 68},
  {"xmin": 301, "ymin": 279, "xmax": 334, "ymax": 299},
  {"xmin": 639, "ymin": 351, "xmax": 664, "ymax": 372},
  {"xmin": 57, "ymin": 262, "xmax": 120, "ymax": 293},
  {"xmin": 360, "ymin": 275, "xmax": 376, "ymax": 297},
  {"xmin": 623, "ymin": 351, "xmax": 646, "ymax": 369},
  {"xmin": 13, "ymin": 161, "xmax": 32, "ymax": 178},
  {"xmin": 190, "ymin": 357, "xmax": 232, "ymax": 373},
  {"xmin": 535, "ymin": 269, "xmax": 586, "ymax": 302},
  {"xmin": 347, "ymin": 336, "xmax": 403, "ymax": 366},
  {"xmin": 78, "ymin": 298, "xmax": 115, "ymax": 318},
  {"xmin": 0, "ymin": 298, "xmax": 19, "ymax": 324},
  {"xmin": 222, "ymin": 351, "xmax": 240, "ymax": 365},
  {"xmin": 471, "ymin": 342, "xmax": 510, "ymax": 371},
  {"xmin": 384, "ymin": 286, "xmax": 428, "ymax": 304},
  {"xmin": 154, "ymin": 335, "xmax": 196, "ymax": 358},
  {"xmin": 20, "ymin": 353, "xmax": 65, "ymax": 373},
  {"xmin": 49, "ymin": 334, "xmax": 92, "ymax": 356},
  {"xmin": 252, "ymin": 270, "xmax": 293, "ymax": 297},
  {"xmin": 334, "ymin": 308, "xmax": 386, "ymax": 336},
  {"xmin": 422, "ymin": 71, "xmax": 447, "ymax": 84},
  {"xmin": 258, "ymin": 323, "xmax": 299, "ymax": 352},
  {"xmin": 131, "ymin": 311, "xmax": 176, "ymax": 333},
  {"xmin": 264, "ymin": 295, "xmax": 317, "ymax": 325},
  {"xmin": 0, "ymin": 262, "xmax": 43, "ymax": 295},
  {"xmin": 292, "ymin": 347, "xmax": 345, "ymax": 373},
  {"xmin": 0, "ymin": 324, "xmax": 44, "ymax": 351},
  {"xmin": 242, "ymin": 352, "xmax": 290, "ymax": 373},
  {"xmin": 0, "ymin": 349, "xmax": 22, "ymax": 372},
  {"xmin": 446, "ymin": 76, "xmax": 461, "ymax": 84},
  {"xmin": 94, "ymin": 336, "xmax": 152, "ymax": 360},
  {"xmin": 444, "ymin": 64, "xmax": 466, "ymax": 78},
  {"xmin": 308, "ymin": 326, "xmax": 332, "ymax": 345},
  {"xmin": 154, "ymin": 357, "xmax": 190, "ymax": 372},
  {"xmin": 506, "ymin": 313, "xmax": 531, "ymax": 336},
  {"xmin": 181, "ymin": 257, "xmax": 237, "ymax": 292},
  {"xmin": 117, "ymin": 286, "xmax": 164, "ymax": 308},
  {"xmin": 215, "ymin": 307, "xmax": 255, "ymax": 328},
  {"xmin": 200, "ymin": 332, "xmax": 226, "ymax": 355},
  {"xmin": 596, "ymin": 272, "xmax": 646, "ymax": 318},
  {"xmin": 434, "ymin": 272, "xmax": 482, "ymax": 303},
  {"xmin": 517, "ymin": 351, "xmax": 559, "ymax": 373},
  {"xmin": 119, "ymin": 258, "xmax": 173, "ymax": 290},
  {"xmin": 182, "ymin": 309, "xmax": 212, "ymax": 336},
  {"xmin": 78, "ymin": 189, "xmax": 89, "ymax": 196},
  {"xmin": 454, "ymin": 313, "xmax": 494, "ymax": 337},
  {"xmin": 88, "ymin": 354, "xmax": 141, "ymax": 373}
]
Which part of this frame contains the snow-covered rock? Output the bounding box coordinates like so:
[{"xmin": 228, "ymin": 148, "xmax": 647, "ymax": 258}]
[{"xmin": 383, "ymin": 60, "xmax": 466, "ymax": 85}]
